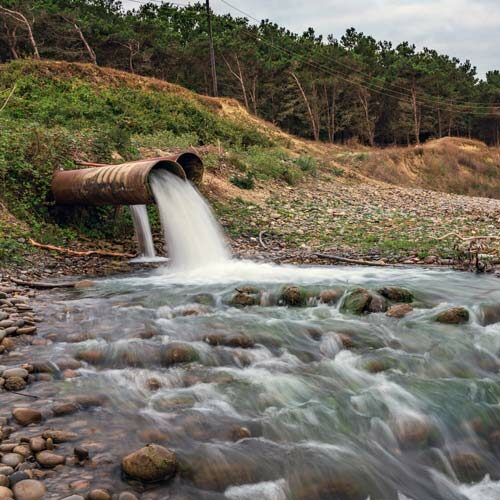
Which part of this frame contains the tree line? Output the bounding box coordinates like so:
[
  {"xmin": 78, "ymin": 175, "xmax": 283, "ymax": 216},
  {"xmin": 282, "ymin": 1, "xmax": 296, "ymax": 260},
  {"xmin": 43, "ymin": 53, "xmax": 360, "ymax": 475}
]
[{"xmin": 1, "ymin": 0, "xmax": 500, "ymax": 146}]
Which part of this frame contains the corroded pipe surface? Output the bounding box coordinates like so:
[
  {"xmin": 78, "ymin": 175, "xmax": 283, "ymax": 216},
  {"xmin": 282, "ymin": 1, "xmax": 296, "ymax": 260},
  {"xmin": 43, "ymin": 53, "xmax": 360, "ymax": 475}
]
[{"xmin": 51, "ymin": 156, "xmax": 200, "ymax": 206}]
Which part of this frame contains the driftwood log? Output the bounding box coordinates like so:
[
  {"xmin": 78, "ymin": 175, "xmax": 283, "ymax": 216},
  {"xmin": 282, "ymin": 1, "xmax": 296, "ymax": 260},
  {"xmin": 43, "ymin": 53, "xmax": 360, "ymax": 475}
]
[{"xmin": 28, "ymin": 238, "xmax": 133, "ymax": 258}]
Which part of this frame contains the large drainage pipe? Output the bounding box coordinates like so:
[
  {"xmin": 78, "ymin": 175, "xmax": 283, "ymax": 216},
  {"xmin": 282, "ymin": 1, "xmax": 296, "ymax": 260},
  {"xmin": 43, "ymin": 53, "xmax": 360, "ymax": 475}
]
[{"xmin": 51, "ymin": 152, "xmax": 204, "ymax": 206}]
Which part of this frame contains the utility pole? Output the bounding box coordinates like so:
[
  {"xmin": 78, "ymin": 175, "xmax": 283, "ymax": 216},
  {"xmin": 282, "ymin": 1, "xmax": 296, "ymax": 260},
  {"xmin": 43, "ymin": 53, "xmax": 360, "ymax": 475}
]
[{"xmin": 205, "ymin": 0, "xmax": 218, "ymax": 97}]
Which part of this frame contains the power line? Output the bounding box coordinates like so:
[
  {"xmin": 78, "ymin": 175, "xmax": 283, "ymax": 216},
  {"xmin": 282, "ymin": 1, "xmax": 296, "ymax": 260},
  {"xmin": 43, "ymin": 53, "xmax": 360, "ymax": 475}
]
[{"xmin": 216, "ymin": 0, "xmax": 498, "ymax": 114}]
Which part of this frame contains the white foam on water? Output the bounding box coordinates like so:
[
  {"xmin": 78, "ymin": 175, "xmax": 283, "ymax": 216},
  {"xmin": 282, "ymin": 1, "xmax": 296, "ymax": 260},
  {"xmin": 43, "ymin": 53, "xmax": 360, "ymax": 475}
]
[
  {"xmin": 225, "ymin": 479, "xmax": 288, "ymax": 500},
  {"xmin": 458, "ymin": 475, "xmax": 500, "ymax": 500},
  {"xmin": 150, "ymin": 170, "xmax": 230, "ymax": 270}
]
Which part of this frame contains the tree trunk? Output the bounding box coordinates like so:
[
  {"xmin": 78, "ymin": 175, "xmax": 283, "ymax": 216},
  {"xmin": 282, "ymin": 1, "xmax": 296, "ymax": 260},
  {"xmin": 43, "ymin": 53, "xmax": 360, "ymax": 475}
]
[
  {"xmin": 248, "ymin": 75, "xmax": 257, "ymax": 115},
  {"xmin": 73, "ymin": 22, "xmax": 97, "ymax": 64},
  {"xmin": 223, "ymin": 55, "xmax": 249, "ymax": 110},
  {"xmin": 437, "ymin": 108, "xmax": 442, "ymax": 138},
  {"xmin": 358, "ymin": 88, "xmax": 375, "ymax": 146},
  {"xmin": 411, "ymin": 84, "xmax": 420, "ymax": 145},
  {"xmin": 2, "ymin": 20, "xmax": 19, "ymax": 59},
  {"xmin": 290, "ymin": 71, "xmax": 319, "ymax": 141},
  {"xmin": 0, "ymin": 7, "xmax": 39, "ymax": 59}
]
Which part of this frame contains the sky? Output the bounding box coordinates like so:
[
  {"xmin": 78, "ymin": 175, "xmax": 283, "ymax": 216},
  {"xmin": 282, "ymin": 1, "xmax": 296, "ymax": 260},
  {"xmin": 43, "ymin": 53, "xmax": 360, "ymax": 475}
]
[{"xmin": 121, "ymin": 0, "xmax": 500, "ymax": 79}]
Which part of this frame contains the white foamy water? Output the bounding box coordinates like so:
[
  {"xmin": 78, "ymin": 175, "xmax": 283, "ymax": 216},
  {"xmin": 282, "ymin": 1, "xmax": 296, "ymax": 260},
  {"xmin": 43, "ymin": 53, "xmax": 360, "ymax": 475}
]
[
  {"xmin": 150, "ymin": 170, "xmax": 230, "ymax": 270},
  {"xmin": 129, "ymin": 204, "xmax": 156, "ymax": 259}
]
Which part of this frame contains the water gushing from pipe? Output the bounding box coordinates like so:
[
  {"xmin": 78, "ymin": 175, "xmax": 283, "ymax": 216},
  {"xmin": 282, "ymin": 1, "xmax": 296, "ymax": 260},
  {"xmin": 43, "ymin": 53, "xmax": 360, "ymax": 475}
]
[{"xmin": 150, "ymin": 169, "xmax": 229, "ymax": 270}]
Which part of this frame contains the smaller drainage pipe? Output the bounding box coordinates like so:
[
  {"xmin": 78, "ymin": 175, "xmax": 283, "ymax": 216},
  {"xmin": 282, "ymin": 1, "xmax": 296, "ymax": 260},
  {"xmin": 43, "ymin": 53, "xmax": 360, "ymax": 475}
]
[{"xmin": 51, "ymin": 152, "xmax": 204, "ymax": 206}]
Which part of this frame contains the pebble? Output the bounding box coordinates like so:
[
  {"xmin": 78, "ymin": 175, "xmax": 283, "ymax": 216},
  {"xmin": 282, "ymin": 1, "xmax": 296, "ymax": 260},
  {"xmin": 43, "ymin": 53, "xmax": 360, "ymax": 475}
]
[
  {"xmin": 12, "ymin": 408, "xmax": 42, "ymax": 426},
  {"xmin": 0, "ymin": 467, "xmax": 14, "ymax": 476},
  {"xmin": 42, "ymin": 430, "xmax": 78, "ymax": 443},
  {"xmin": 8, "ymin": 471, "xmax": 29, "ymax": 486},
  {"xmin": 2, "ymin": 368, "xmax": 28, "ymax": 379},
  {"xmin": 12, "ymin": 479, "xmax": 47, "ymax": 500},
  {"xmin": 88, "ymin": 489, "xmax": 111, "ymax": 500},
  {"xmin": 1, "ymin": 454, "xmax": 23, "ymax": 468},
  {"xmin": 52, "ymin": 402, "xmax": 78, "ymax": 416},
  {"xmin": 29, "ymin": 438, "xmax": 45, "ymax": 453},
  {"xmin": 0, "ymin": 485, "xmax": 13, "ymax": 497},
  {"xmin": 12, "ymin": 445, "xmax": 31, "ymax": 458},
  {"xmin": 35, "ymin": 450, "xmax": 65, "ymax": 467},
  {"xmin": 118, "ymin": 493, "xmax": 138, "ymax": 500},
  {"xmin": 0, "ymin": 475, "xmax": 7, "ymax": 487},
  {"xmin": 62, "ymin": 496, "xmax": 85, "ymax": 500},
  {"xmin": 5, "ymin": 376, "xmax": 27, "ymax": 391},
  {"xmin": 16, "ymin": 327, "xmax": 37, "ymax": 335}
]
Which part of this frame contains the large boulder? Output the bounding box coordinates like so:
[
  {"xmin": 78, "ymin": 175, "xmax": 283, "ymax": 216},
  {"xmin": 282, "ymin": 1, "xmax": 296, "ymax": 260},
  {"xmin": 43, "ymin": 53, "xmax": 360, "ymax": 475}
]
[
  {"xmin": 378, "ymin": 287, "xmax": 413, "ymax": 303},
  {"xmin": 478, "ymin": 303, "xmax": 500, "ymax": 326},
  {"xmin": 367, "ymin": 293, "xmax": 387, "ymax": 313},
  {"xmin": 341, "ymin": 288, "xmax": 371, "ymax": 315},
  {"xmin": 435, "ymin": 307, "xmax": 469, "ymax": 325},
  {"xmin": 121, "ymin": 444, "xmax": 177, "ymax": 482}
]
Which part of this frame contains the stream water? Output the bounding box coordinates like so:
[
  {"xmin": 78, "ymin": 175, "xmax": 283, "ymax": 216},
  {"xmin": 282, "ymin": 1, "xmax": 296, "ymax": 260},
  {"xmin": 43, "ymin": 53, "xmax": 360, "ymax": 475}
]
[{"xmin": 28, "ymin": 173, "xmax": 500, "ymax": 498}]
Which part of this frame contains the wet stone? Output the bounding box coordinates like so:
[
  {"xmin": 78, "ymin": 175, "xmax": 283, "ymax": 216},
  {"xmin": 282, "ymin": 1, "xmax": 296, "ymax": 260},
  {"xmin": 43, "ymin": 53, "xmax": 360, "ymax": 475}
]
[
  {"xmin": 279, "ymin": 285, "xmax": 307, "ymax": 307},
  {"xmin": 2, "ymin": 368, "xmax": 28, "ymax": 379},
  {"xmin": 319, "ymin": 289, "xmax": 339, "ymax": 304},
  {"xmin": 52, "ymin": 402, "xmax": 79, "ymax": 416},
  {"xmin": 8, "ymin": 471, "xmax": 29, "ymax": 487},
  {"xmin": 0, "ymin": 466, "xmax": 13, "ymax": 476},
  {"xmin": 12, "ymin": 479, "xmax": 47, "ymax": 500},
  {"xmin": 0, "ymin": 475, "xmax": 8, "ymax": 487},
  {"xmin": 435, "ymin": 307, "xmax": 469, "ymax": 325},
  {"xmin": 118, "ymin": 493, "xmax": 138, "ymax": 500},
  {"xmin": 4, "ymin": 376, "xmax": 27, "ymax": 392},
  {"xmin": 12, "ymin": 408, "xmax": 42, "ymax": 426},
  {"xmin": 387, "ymin": 303, "xmax": 413, "ymax": 318},
  {"xmin": 378, "ymin": 287, "xmax": 414, "ymax": 303},
  {"xmin": 1, "ymin": 454, "xmax": 23, "ymax": 468},
  {"xmin": 367, "ymin": 293, "xmax": 387, "ymax": 313},
  {"xmin": 160, "ymin": 343, "xmax": 199, "ymax": 366},
  {"xmin": 88, "ymin": 490, "xmax": 111, "ymax": 500},
  {"xmin": 0, "ymin": 485, "xmax": 13, "ymax": 497},
  {"xmin": 121, "ymin": 444, "xmax": 177, "ymax": 482},
  {"xmin": 35, "ymin": 451, "xmax": 65, "ymax": 467},
  {"xmin": 341, "ymin": 288, "xmax": 372, "ymax": 314},
  {"xmin": 42, "ymin": 430, "xmax": 78, "ymax": 443}
]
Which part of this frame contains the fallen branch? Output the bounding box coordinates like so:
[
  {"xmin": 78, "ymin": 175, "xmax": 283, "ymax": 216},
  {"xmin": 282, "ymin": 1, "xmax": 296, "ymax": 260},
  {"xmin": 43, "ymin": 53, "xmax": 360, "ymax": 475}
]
[
  {"xmin": 314, "ymin": 253, "xmax": 388, "ymax": 267},
  {"xmin": 436, "ymin": 232, "xmax": 500, "ymax": 242},
  {"xmin": 0, "ymin": 83, "xmax": 16, "ymax": 113},
  {"xmin": 28, "ymin": 238, "xmax": 133, "ymax": 258},
  {"xmin": 10, "ymin": 277, "xmax": 78, "ymax": 289},
  {"xmin": 10, "ymin": 391, "xmax": 39, "ymax": 399}
]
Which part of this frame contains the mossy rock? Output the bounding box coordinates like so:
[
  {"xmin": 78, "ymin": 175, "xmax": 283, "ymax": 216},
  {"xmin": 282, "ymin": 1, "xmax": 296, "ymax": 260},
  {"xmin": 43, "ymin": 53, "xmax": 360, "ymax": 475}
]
[
  {"xmin": 279, "ymin": 285, "xmax": 308, "ymax": 307},
  {"xmin": 435, "ymin": 307, "xmax": 469, "ymax": 324},
  {"xmin": 229, "ymin": 287, "xmax": 260, "ymax": 307},
  {"xmin": 341, "ymin": 288, "xmax": 371, "ymax": 314},
  {"xmin": 378, "ymin": 287, "xmax": 414, "ymax": 303},
  {"xmin": 191, "ymin": 293, "xmax": 216, "ymax": 307}
]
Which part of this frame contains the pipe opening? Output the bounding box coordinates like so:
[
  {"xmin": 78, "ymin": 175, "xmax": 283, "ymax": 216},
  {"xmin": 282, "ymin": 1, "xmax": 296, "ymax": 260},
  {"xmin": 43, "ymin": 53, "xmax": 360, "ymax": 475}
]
[{"xmin": 175, "ymin": 152, "xmax": 204, "ymax": 185}]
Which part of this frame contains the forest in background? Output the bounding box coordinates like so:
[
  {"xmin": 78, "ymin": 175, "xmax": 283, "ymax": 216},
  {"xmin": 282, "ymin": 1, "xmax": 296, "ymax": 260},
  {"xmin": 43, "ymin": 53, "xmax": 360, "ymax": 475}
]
[{"xmin": 1, "ymin": 0, "xmax": 500, "ymax": 146}]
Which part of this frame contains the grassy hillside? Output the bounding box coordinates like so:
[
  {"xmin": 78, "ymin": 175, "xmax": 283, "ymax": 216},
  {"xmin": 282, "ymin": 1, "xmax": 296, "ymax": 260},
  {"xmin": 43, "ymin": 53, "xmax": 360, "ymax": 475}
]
[{"xmin": 0, "ymin": 60, "xmax": 498, "ymax": 266}]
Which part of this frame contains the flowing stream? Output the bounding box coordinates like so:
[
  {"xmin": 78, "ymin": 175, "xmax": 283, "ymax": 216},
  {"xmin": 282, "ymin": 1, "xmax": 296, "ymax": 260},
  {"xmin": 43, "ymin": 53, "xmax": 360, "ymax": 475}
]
[
  {"xmin": 129, "ymin": 205, "xmax": 166, "ymax": 263},
  {"xmin": 28, "ymin": 173, "xmax": 500, "ymax": 499}
]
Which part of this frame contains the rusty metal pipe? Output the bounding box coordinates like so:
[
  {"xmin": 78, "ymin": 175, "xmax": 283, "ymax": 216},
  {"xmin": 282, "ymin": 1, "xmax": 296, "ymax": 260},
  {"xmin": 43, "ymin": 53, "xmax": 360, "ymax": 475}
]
[{"xmin": 52, "ymin": 152, "xmax": 204, "ymax": 206}]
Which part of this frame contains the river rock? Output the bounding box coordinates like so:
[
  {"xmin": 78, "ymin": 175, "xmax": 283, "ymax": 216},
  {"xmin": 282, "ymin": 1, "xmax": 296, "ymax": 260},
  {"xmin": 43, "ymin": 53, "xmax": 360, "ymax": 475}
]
[
  {"xmin": 192, "ymin": 293, "xmax": 216, "ymax": 306},
  {"xmin": 230, "ymin": 291, "xmax": 258, "ymax": 307},
  {"xmin": 12, "ymin": 445, "xmax": 31, "ymax": 458},
  {"xmin": 478, "ymin": 304, "xmax": 500, "ymax": 326},
  {"xmin": 76, "ymin": 349, "xmax": 105, "ymax": 365},
  {"xmin": 367, "ymin": 293, "xmax": 387, "ymax": 313},
  {"xmin": 0, "ymin": 475, "xmax": 8, "ymax": 487},
  {"xmin": 279, "ymin": 285, "xmax": 307, "ymax": 307},
  {"xmin": 12, "ymin": 408, "xmax": 42, "ymax": 426},
  {"xmin": 52, "ymin": 402, "xmax": 79, "ymax": 416},
  {"xmin": 16, "ymin": 327, "xmax": 37, "ymax": 336},
  {"xmin": 88, "ymin": 490, "xmax": 111, "ymax": 500},
  {"xmin": 4, "ymin": 376, "xmax": 27, "ymax": 392},
  {"xmin": 378, "ymin": 287, "xmax": 413, "ymax": 303},
  {"xmin": 160, "ymin": 343, "xmax": 198, "ymax": 366},
  {"xmin": 42, "ymin": 430, "xmax": 78, "ymax": 443},
  {"xmin": 0, "ymin": 485, "xmax": 13, "ymax": 497},
  {"xmin": 387, "ymin": 303, "xmax": 413, "ymax": 318},
  {"xmin": 1, "ymin": 454, "xmax": 23, "ymax": 468},
  {"xmin": 449, "ymin": 450, "xmax": 486, "ymax": 483},
  {"xmin": 12, "ymin": 479, "xmax": 47, "ymax": 500},
  {"xmin": 118, "ymin": 493, "xmax": 138, "ymax": 500},
  {"xmin": 391, "ymin": 417, "xmax": 432, "ymax": 447},
  {"xmin": 121, "ymin": 444, "xmax": 177, "ymax": 482},
  {"xmin": 35, "ymin": 451, "xmax": 65, "ymax": 467},
  {"xmin": 341, "ymin": 288, "xmax": 371, "ymax": 314},
  {"xmin": 2, "ymin": 368, "xmax": 28, "ymax": 379},
  {"xmin": 74, "ymin": 446, "xmax": 89, "ymax": 462},
  {"xmin": 319, "ymin": 289, "xmax": 339, "ymax": 304},
  {"xmin": 8, "ymin": 471, "xmax": 29, "ymax": 486},
  {"xmin": 205, "ymin": 333, "xmax": 254, "ymax": 349},
  {"xmin": 0, "ymin": 467, "xmax": 13, "ymax": 476},
  {"xmin": 435, "ymin": 307, "xmax": 469, "ymax": 324}
]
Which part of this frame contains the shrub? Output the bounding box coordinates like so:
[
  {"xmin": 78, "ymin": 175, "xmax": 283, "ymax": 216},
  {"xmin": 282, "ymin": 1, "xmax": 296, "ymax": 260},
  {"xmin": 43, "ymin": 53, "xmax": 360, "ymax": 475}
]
[
  {"xmin": 295, "ymin": 155, "xmax": 318, "ymax": 175},
  {"xmin": 230, "ymin": 172, "xmax": 255, "ymax": 190}
]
